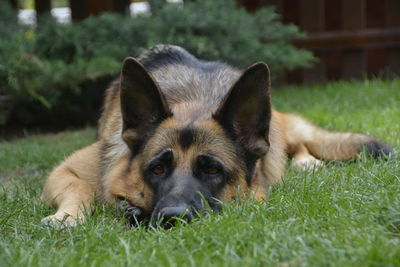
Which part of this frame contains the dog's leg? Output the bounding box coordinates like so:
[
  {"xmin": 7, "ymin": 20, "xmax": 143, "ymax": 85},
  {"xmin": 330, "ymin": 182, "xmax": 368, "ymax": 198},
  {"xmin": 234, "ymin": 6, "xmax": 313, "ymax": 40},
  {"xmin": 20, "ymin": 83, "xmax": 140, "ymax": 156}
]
[
  {"xmin": 291, "ymin": 143, "xmax": 323, "ymax": 170},
  {"xmin": 41, "ymin": 171, "xmax": 94, "ymax": 228},
  {"xmin": 41, "ymin": 143, "xmax": 100, "ymax": 228},
  {"xmin": 282, "ymin": 112, "xmax": 393, "ymax": 161}
]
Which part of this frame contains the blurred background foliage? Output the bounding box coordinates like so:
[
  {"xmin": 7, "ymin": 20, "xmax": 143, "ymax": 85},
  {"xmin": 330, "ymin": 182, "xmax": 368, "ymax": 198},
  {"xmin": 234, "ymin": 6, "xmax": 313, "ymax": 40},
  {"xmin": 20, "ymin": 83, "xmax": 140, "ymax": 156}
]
[
  {"xmin": 0, "ymin": 0, "xmax": 314, "ymax": 130},
  {"xmin": 17, "ymin": 0, "xmax": 69, "ymax": 9}
]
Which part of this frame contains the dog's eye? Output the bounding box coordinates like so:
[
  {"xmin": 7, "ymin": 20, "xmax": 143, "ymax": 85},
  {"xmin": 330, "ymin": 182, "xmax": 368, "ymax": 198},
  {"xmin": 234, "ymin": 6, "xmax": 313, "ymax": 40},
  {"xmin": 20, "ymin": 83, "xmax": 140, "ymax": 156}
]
[
  {"xmin": 151, "ymin": 165, "xmax": 165, "ymax": 175},
  {"xmin": 204, "ymin": 167, "xmax": 220, "ymax": 175}
]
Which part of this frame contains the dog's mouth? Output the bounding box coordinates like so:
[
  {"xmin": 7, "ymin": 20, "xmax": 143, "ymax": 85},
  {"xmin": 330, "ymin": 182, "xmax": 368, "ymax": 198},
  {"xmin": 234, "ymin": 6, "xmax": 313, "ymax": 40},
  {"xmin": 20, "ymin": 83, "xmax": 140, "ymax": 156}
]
[
  {"xmin": 117, "ymin": 199, "xmax": 193, "ymax": 229},
  {"xmin": 117, "ymin": 198, "xmax": 148, "ymax": 227},
  {"xmin": 117, "ymin": 197, "xmax": 221, "ymax": 229}
]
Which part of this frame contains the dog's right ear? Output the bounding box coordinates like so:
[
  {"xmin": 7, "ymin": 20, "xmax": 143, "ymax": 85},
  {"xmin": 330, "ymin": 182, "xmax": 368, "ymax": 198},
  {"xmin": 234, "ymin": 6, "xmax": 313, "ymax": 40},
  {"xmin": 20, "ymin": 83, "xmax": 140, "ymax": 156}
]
[{"xmin": 120, "ymin": 57, "xmax": 172, "ymax": 153}]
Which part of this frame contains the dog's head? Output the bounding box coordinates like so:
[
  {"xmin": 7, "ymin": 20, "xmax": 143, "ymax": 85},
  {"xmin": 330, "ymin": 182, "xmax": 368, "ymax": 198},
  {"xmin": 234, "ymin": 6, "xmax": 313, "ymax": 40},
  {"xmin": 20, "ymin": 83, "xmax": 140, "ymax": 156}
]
[{"xmin": 113, "ymin": 58, "xmax": 272, "ymax": 228}]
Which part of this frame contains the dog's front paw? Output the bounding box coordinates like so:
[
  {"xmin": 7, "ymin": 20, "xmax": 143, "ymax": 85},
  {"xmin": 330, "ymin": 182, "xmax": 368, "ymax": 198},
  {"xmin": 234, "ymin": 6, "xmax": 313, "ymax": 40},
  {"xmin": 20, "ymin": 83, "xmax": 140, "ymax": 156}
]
[
  {"xmin": 41, "ymin": 213, "xmax": 82, "ymax": 229},
  {"xmin": 117, "ymin": 199, "xmax": 144, "ymax": 227},
  {"xmin": 292, "ymin": 156, "xmax": 324, "ymax": 170}
]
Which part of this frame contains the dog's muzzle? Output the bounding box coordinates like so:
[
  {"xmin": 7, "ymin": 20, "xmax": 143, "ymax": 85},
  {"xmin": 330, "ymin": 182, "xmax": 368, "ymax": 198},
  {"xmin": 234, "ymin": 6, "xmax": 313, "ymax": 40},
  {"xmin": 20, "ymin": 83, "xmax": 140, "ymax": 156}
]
[{"xmin": 153, "ymin": 203, "xmax": 194, "ymax": 229}]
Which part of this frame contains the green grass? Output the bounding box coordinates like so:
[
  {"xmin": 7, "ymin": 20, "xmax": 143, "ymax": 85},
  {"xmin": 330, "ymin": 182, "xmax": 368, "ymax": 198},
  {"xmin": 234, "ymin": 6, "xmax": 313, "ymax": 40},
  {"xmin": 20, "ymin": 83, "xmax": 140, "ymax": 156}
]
[{"xmin": 1, "ymin": 79, "xmax": 399, "ymax": 266}]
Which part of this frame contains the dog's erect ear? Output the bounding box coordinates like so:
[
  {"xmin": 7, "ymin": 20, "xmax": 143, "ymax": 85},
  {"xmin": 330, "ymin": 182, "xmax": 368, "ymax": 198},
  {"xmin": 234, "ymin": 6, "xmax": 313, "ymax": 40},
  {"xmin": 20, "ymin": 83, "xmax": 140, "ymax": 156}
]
[
  {"xmin": 214, "ymin": 62, "xmax": 272, "ymax": 157},
  {"xmin": 120, "ymin": 57, "xmax": 171, "ymax": 151}
]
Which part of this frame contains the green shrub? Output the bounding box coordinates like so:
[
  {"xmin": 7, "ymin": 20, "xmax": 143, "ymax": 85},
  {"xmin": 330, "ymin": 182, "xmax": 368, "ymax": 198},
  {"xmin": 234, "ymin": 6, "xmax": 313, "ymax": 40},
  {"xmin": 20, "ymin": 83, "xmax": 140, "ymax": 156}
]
[
  {"xmin": 148, "ymin": 0, "xmax": 314, "ymax": 73},
  {"xmin": 0, "ymin": 0, "xmax": 314, "ymax": 128}
]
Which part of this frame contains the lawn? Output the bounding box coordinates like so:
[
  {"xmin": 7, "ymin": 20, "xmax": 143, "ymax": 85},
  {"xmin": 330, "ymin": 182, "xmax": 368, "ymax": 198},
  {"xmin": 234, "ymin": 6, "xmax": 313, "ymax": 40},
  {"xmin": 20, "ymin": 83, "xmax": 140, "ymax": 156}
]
[{"xmin": 1, "ymin": 79, "xmax": 399, "ymax": 266}]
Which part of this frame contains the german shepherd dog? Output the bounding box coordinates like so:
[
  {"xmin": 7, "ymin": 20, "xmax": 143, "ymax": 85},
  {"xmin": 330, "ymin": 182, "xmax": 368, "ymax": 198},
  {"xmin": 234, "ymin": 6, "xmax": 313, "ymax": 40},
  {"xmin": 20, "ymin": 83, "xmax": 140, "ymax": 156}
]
[{"xmin": 41, "ymin": 45, "xmax": 393, "ymax": 228}]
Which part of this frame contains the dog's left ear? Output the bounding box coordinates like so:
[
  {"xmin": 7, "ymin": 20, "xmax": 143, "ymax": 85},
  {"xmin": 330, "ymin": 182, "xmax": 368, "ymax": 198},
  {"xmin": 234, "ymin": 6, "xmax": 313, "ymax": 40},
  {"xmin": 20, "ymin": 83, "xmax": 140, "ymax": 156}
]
[{"xmin": 214, "ymin": 62, "xmax": 272, "ymax": 157}]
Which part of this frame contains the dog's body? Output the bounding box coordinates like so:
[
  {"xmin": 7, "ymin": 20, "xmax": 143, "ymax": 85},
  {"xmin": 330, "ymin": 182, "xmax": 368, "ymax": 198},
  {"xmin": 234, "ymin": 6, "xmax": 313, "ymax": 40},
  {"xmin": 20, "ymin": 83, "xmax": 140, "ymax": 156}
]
[{"xmin": 41, "ymin": 45, "xmax": 393, "ymax": 227}]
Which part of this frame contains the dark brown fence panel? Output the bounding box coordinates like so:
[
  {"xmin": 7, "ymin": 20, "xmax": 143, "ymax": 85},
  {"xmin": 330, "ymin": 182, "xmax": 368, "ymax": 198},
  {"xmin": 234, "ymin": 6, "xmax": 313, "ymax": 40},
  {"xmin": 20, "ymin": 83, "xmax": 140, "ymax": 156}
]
[
  {"xmin": 69, "ymin": 0, "xmax": 89, "ymax": 20},
  {"xmin": 343, "ymin": 49, "xmax": 366, "ymax": 80},
  {"xmin": 386, "ymin": 0, "xmax": 400, "ymax": 27},
  {"xmin": 9, "ymin": 0, "xmax": 18, "ymax": 9},
  {"xmin": 35, "ymin": 0, "xmax": 51, "ymax": 17},
  {"xmin": 70, "ymin": 0, "xmax": 112, "ymax": 21},
  {"xmin": 300, "ymin": 0, "xmax": 325, "ymax": 32},
  {"xmin": 325, "ymin": 0, "xmax": 341, "ymax": 31},
  {"xmin": 366, "ymin": 0, "xmax": 385, "ymax": 28},
  {"xmin": 385, "ymin": 0, "xmax": 400, "ymax": 75},
  {"xmin": 113, "ymin": 0, "xmax": 131, "ymax": 13},
  {"xmin": 341, "ymin": 0, "xmax": 365, "ymax": 80},
  {"xmin": 342, "ymin": 0, "xmax": 365, "ymax": 30},
  {"xmin": 386, "ymin": 47, "xmax": 400, "ymax": 75},
  {"xmin": 30, "ymin": 0, "xmax": 130, "ymax": 21},
  {"xmin": 281, "ymin": 0, "xmax": 300, "ymax": 25},
  {"xmin": 367, "ymin": 47, "xmax": 386, "ymax": 76}
]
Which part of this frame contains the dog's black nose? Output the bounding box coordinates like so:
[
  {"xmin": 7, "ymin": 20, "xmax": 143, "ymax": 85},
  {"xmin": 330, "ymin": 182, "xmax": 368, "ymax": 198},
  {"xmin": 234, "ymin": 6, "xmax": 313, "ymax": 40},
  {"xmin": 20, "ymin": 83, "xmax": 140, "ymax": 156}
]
[
  {"xmin": 155, "ymin": 205, "xmax": 193, "ymax": 228},
  {"xmin": 160, "ymin": 206, "xmax": 193, "ymax": 220}
]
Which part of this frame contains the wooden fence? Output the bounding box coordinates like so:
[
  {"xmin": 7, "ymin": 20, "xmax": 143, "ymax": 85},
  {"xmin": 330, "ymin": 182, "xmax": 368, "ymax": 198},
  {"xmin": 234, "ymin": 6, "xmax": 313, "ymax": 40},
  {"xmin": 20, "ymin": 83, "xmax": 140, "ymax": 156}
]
[
  {"xmin": 239, "ymin": 0, "xmax": 400, "ymax": 83},
  {"xmin": 11, "ymin": 0, "xmax": 400, "ymax": 83}
]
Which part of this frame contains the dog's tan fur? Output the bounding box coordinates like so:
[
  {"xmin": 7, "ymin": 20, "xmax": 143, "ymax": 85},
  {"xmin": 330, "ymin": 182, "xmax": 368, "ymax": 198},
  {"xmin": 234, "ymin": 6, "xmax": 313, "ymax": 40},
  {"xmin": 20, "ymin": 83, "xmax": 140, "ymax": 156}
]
[{"xmin": 41, "ymin": 45, "xmax": 392, "ymax": 227}]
